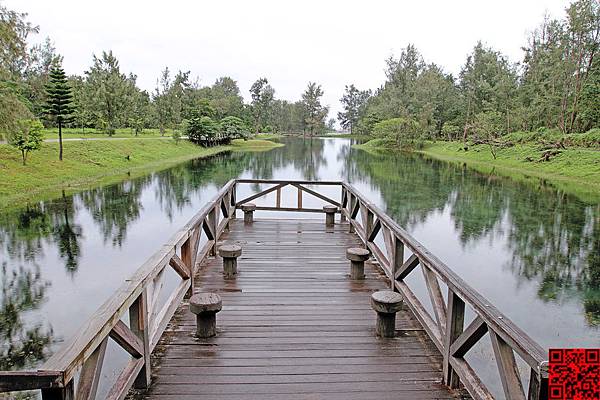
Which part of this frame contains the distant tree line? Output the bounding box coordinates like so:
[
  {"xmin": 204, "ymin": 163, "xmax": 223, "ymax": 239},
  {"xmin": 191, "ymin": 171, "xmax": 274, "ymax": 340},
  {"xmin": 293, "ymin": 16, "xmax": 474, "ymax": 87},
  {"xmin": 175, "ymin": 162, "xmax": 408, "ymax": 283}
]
[
  {"xmin": 340, "ymin": 0, "xmax": 599, "ymax": 147},
  {"xmin": 0, "ymin": 4, "xmax": 331, "ymax": 162}
]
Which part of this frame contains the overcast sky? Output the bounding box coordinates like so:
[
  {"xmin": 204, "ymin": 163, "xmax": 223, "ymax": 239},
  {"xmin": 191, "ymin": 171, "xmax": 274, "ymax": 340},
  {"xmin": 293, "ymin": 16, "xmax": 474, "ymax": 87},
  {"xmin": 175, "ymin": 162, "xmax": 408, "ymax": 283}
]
[{"xmin": 5, "ymin": 0, "xmax": 567, "ymax": 120}]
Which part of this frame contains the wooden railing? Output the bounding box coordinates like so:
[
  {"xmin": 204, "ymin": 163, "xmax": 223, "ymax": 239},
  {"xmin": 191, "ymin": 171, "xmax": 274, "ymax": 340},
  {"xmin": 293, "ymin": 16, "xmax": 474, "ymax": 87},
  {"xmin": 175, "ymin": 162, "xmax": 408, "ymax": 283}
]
[
  {"xmin": 0, "ymin": 179, "xmax": 548, "ymax": 400},
  {"xmin": 0, "ymin": 180, "xmax": 237, "ymax": 399},
  {"xmin": 340, "ymin": 183, "xmax": 548, "ymax": 400}
]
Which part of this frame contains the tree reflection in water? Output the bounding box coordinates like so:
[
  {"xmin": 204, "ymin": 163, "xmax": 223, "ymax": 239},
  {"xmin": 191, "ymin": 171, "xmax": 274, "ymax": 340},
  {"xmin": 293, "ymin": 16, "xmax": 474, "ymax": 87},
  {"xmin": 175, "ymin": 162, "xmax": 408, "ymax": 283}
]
[
  {"xmin": 0, "ymin": 262, "xmax": 52, "ymax": 370},
  {"xmin": 341, "ymin": 148, "xmax": 600, "ymax": 326}
]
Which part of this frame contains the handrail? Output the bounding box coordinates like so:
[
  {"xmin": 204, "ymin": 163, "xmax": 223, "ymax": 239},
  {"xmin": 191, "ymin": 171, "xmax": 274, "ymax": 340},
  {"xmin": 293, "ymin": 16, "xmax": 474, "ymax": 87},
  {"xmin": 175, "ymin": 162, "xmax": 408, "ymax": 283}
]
[
  {"xmin": 0, "ymin": 179, "xmax": 548, "ymax": 400},
  {"xmin": 340, "ymin": 182, "xmax": 548, "ymax": 400},
  {"xmin": 0, "ymin": 179, "xmax": 237, "ymax": 399}
]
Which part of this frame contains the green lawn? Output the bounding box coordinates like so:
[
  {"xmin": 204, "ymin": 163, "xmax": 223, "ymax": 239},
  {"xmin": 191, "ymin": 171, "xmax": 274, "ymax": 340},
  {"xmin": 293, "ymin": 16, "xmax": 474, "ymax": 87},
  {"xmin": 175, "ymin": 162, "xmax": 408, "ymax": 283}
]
[
  {"xmin": 356, "ymin": 139, "xmax": 600, "ymax": 202},
  {"xmin": 38, "ymin": 127, "xmax": 176, "ymax": 139},
  {"xmin": 0, "ymin": 138, "xmax": 282, "ymax": 209}
]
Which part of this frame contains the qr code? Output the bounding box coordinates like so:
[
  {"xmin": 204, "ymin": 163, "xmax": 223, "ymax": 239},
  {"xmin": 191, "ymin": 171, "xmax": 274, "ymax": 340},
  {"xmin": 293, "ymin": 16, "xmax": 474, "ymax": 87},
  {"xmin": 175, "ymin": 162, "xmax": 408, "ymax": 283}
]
[{"xmin": 549, "ymin": 349, "xmax": 600, "ymax": 399}]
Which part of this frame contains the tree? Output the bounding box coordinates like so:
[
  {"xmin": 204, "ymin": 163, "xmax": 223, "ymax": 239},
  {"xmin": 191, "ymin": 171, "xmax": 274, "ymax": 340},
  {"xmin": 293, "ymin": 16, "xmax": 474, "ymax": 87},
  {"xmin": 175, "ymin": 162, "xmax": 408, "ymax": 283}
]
[
  {"xmin": 84, "ymin": 51, "xmax": 131, "ymax": 135},
  {"xmin": 220, "ymin": 116, "xmax": 248, "ymax": 139},
  {"xmin": 9, "ymin": 119, "xmax": 44, "ymax": 165},
  {"xmin": 185, "ymin": 111, "xmax": 219, "ymax": 145},
  {"xmin": 249, "ymin": 77, "xmax": 274, "ymax": 133},
  {"xmin": 472, "ymin": 111, "xmax": 504, "ymax": 159},
  {"xmin": 301, "ymin": 82, "xmax": 328, "ymax": 136},
  {"xmin": 44, "ymin": 59, "xmax": 74, "ymax": 160},
  {"xmin": 338, "ymin": 84, "xmax": 371, "ymax": 134},
  {"xmin": 372, "ymin": 117, "xmax": 420, "ymax": 147},
  {"xmin": 209, "ymin": 77, "xmax": 244, "ymax": 119},
  {"xmin": 327, "ymin": 118, "xmax": 336, "ymax": 131},
  {"xmin": 0, "ymin": 5, "xmax": 38, "ymax": 137}
]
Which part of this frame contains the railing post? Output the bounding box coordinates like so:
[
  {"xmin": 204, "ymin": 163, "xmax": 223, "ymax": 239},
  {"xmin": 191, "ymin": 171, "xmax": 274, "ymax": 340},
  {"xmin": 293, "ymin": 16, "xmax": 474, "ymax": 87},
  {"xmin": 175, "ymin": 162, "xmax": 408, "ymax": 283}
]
[
  {"xmin": 297, "ymin": 186, "xmax": 302, "ymax": 209},
  {"xmin": 391, "ymin": 236, "xmax": 404, "ymax": 290},
  {"xmin": 443, "ymin": 289, "xmax": 465, "ymax": 389},
  {"xmin": 181, "ymin": 235, "xmax": 195, "ymax": 298},
  {"xmin": 365, "ymin": 210, "xmax": 374, "ymax": 242},
  {"xmin": 230, "ymin": 183, "xmax": 237, "ymax": 219},
  {"xmin": 41, "ymin": 380, "xmax": 74, "ymax": 400},
  {"xmin": 129, "ymin": 290, "xmax": 151, "ymax": 389},
  {"xmin": 208, "ymin": 207, "xmax": 217, "ymax": 256},
  {"xmin": 528, "ymin": 362, "xmax": 548, "ymax": 400},
  {"xmin": 276, "ymin": 187, "xmax": 281, "ymax": 209},
  {"xmin": 340, "ymin": 187, "xmax": 347, "ymax": 222},
  {"xmin": 349, "ymin": 194, "xmax": 355, "ymax": 233}
]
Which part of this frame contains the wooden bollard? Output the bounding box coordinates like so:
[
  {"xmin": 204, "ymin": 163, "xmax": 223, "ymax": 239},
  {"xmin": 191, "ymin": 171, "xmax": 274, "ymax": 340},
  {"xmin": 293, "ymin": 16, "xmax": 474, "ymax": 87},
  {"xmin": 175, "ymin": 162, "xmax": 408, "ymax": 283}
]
[
  {"xmin": 219, "ymin": 244, "xmax": 242, "ymax": 278},
  {"xmin": 370, "ymin": 290, "xmax": 403, "ymax": 338},
  {"xmin": 190, "ymin": 293, "xmax": 222, "ymax": 338},
  {"xmin": 241, "ymin": 203, "xmax": 256, "ymax": 223},
  {"xmin": 346, "ymin": 247, "xmax": 370, "ymax": 279},
  {"xmin": 323, "ymin": 205, "xmax": 337, "ymax": 226}
]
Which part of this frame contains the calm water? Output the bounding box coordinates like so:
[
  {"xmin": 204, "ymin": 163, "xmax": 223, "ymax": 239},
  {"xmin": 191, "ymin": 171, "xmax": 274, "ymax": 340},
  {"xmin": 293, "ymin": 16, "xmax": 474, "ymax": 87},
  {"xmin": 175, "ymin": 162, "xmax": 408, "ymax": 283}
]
[{"xmin": 1, "ymin": 138, "xmax": 599, "ymax": 394}]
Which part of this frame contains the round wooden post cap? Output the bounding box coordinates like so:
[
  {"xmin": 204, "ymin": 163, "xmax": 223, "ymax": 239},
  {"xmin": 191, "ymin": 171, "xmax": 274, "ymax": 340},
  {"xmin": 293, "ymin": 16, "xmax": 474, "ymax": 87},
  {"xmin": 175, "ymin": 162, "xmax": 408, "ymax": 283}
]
[
  {"xmin": 346, "ymin": 247, "xmax": 370, "ymax": 262},
  {"xmin": 323, "ymin": 205, "xmax": 338, "ymax": 213},
  {"xmin": 241, "ymin": 203, "xmax": 256, "ymax": 212},
  {"xmin": 370, "ymin": 290, "xmax": 403, "ymax": 314},
  {"xmin": 190, "ymin": 293, "xmax": 222, "ymax": 314},
  {"xmin": 218, "ymin": 244, "xmax": 242, "ymax": 258}
]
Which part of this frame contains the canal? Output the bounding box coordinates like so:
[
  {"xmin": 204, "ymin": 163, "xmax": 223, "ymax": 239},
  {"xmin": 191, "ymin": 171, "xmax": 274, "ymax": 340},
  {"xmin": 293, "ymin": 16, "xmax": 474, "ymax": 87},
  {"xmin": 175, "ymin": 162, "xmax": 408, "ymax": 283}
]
[{"xmin": 1, "ymin": 137, "xmax": 598, "ymax": 396}]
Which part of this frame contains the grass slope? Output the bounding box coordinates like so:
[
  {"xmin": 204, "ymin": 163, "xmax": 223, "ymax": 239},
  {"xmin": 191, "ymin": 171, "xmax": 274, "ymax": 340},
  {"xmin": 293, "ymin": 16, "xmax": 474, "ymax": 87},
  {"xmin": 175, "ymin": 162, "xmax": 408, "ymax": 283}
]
[
  {"xmin": 0, "ymin": 138, "xmax": 281, "ymax": 209},
  {"xmin": 356, "ymin": 140, "xmax": 600, "ymax": 202}
]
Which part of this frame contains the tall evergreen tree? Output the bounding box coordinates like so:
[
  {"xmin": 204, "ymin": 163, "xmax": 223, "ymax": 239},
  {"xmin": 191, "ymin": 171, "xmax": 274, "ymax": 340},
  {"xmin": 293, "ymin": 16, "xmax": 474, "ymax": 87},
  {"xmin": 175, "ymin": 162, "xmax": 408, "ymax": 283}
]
[{"xmin": 44, "ymin": 60, "xmax": 74, "ymax": 160}]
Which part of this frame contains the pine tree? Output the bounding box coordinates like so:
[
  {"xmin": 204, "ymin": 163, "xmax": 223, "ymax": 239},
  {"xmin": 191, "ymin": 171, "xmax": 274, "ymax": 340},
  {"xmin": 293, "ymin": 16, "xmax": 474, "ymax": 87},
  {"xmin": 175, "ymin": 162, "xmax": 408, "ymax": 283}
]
[{"xmin": 44, "ymin": 60, "xmax": 74, "ymax": 160}]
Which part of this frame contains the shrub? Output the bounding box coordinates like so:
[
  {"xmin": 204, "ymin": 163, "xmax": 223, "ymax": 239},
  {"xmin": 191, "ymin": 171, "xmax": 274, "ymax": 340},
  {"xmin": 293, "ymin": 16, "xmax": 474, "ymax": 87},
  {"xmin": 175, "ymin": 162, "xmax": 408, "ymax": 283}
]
[
  {"xmin": 372, "ymin": 117, "xmax": 421, "ymax": 147},
  {"xmin": 220, "ymin": 116, "xmax": 249, "ymax": 139},
  {"xmin": 185, "ymin": 114, "xmax": 218, "ymax": 145},
  {"xmin": 9, "ymin": 119, "xmax": 45, "ymax": 165}
]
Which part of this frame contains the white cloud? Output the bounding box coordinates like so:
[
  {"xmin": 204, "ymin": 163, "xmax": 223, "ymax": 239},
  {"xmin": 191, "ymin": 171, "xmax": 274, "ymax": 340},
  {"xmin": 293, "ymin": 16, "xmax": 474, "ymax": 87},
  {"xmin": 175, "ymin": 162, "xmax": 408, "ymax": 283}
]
[{"xmin": 5, "ymin": 0, "xmax": 567, "ymax": 119}]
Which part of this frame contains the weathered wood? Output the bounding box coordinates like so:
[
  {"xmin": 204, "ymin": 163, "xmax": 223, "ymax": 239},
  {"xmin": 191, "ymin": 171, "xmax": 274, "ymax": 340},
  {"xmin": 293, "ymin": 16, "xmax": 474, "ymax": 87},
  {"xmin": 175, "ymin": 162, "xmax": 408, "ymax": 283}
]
[
  {"xmin": 527, "ymin": 364, "xmax": 548, "ymax": 400},
  {"xmin": 421, "ymin": 266, "xmax": 447, "ymax": 334},
  {"xmin": 390, "ymin": 235, "xmax": 404, "ymax": 291},
  {"xmin": 146, "ymin": 219, "xmax": 463, "ymax": 400},
  {"xmin": 236, "ymin": 183, "xmax": 288, "ymax": 206},
  {"xmin": 219, "ymin": 244, "xmax": 242, "ymax": 278},
  {"xmin": 110, "ymin": 320, "xmax": 143, "ymax": 358},
  {"xmin": 129, "ymin": 290, "xmax": 151, "ymax": 389},
  {"xmin": 41, "ymin": 379, "xmax": 74, "ymax": 400},
  {"xmin": 190, "ymin": 293, "xmax": 223, "ymax": 338},
  {"xmin": 490, "ymin": 331, "xmax": 526, "ymax": 400},
  {"xmin": 323, "ymin": 205, "xmax": 337, "ymax": 226},
  {"xmin": 242, "ymin": 203, "xmax": 256, "ymax": 223},
  {"xmin": 450, "ymin": 316, "xmax": 488, "ymax": 358},
  {"xmin": 76, "ymin": 337, "xmax": 108, "ymax": 400},
  {"xmin": 292, "ymin": 183, "xmax": 341, "ymax": 208},
  {"xmin": 5, "ymin": 180, "xmax": 548, "ymax": 400},
  {"xmin": 394, "ymin": 254, "xmax": 420, "ymax": 281},
  {"xmin": 150, "ymin": 279, "xmax": 190, "ymax": 350},
  {"xmin": 371, "ymin": 291, "xmax": 403, "ymax": 338},
  {"xmin": 106, "ymin": 358, "xmax": 144, "ymax": 400},
  {"xmin": 0, "ymin": 371, "xmax": 62, "ymax": 392},
  {"xmin": 343, "ymin": 183, "xmax": 546, "ymax": 369},
  {"xmin": 169, "ymin": 254, "xmax": 190, "ymax": 280},
  {"xmin": 276, "ymin": 187, "xmax": 281, "ymax": 208},
  {"xmin": 443, "ymin": 290, "xmax": 465, "ymax": 389}
]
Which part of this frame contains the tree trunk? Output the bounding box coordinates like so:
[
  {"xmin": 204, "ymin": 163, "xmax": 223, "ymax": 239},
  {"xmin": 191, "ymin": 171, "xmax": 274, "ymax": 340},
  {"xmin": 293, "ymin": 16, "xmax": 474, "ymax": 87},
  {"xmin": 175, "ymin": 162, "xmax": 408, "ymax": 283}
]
[
  {"xmin": 59, "ymin": 120, "xmax": 63, "ymax": 161},
  {"xmin": 21, "ymin": 150, "xmax": 26, "ymax": 165}
]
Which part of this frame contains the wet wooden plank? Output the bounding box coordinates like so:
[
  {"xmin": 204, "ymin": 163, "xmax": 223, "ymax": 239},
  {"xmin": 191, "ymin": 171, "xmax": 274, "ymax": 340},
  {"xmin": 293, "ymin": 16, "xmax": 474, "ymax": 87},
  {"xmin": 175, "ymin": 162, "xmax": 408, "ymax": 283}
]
[{"xmin": 142, "ymin": 219, "xmax": 466, "ymax": 400}]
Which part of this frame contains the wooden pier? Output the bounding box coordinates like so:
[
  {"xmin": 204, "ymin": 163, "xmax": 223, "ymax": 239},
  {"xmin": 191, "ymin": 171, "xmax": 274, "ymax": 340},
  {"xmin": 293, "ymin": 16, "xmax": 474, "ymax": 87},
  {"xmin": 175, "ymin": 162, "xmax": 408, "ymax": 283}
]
[{"xmin": 0, "ymin": 180, "xmax": 549, "ymax": 400}]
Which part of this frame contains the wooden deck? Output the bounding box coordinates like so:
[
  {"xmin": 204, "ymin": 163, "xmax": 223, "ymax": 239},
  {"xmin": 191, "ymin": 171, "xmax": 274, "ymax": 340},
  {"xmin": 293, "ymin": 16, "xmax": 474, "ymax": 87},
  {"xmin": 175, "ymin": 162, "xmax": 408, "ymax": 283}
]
[
  {"xmin": 143, "ymin": 218, "xmax": 465, "ymax": 400},
  {"xmin": 0, "ymin": 180, "xmax": 548, "ymax": 400}
]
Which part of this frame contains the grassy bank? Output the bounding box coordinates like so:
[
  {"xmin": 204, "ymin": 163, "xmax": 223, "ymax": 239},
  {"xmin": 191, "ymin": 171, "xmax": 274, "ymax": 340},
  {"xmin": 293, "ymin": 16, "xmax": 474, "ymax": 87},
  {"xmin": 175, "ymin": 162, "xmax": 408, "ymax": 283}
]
[
  {"xmin": 356, "ymin": 139, "xmax": 600, "ymax": 202},
  {"xmin": 0, "ymin": 138, "xmax": 281, "ymax": 209}
]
